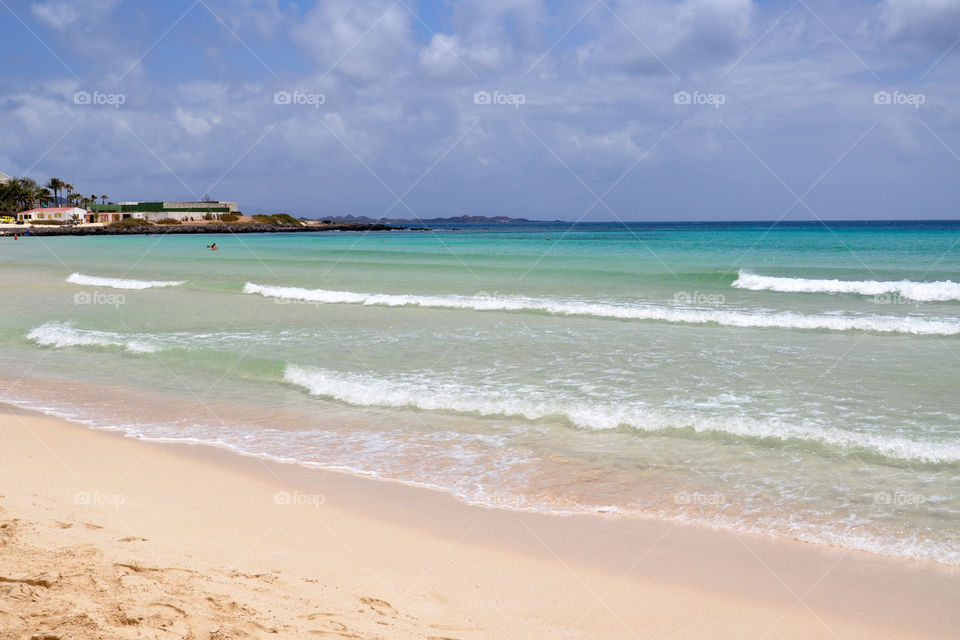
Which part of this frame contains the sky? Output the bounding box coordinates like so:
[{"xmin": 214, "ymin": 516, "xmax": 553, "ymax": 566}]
[{"xmin": 0, "ymin": 0, "xmax": 958, "ymax": 221}]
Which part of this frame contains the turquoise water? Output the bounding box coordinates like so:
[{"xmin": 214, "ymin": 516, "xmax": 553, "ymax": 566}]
[{"xmin": 1, "ymin": 221, "xmax": 959, "ymax": 564}]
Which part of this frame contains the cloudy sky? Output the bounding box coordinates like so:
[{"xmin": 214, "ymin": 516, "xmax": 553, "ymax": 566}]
[{"xmin": 0, "ymin": 0, "xmax": 958, "ymax": 221}]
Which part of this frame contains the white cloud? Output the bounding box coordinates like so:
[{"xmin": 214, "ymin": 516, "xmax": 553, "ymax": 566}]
[
  {"xmin": 418, "ymin": 34, "xmax": 513, "ymax": 80},
  {"xmin": 573, "ymin": 0, "xmax": 753, "ymax": 75},
  {"xmin": 292, "ymin": 1, "xmax": 413, "ymax": 82},
  {"xmin": 876, "ymin": 0, "xmax": 960, "ymax": 49},
  {"xmin": 30, "ymin": 0, "xmax": 121, "ymax": 30},
  {"xmin": 30, "ymin": 2, "xmax": 78, "ymax": 29},
  {"xmin": 174, "ymin": 107, "xmax": 222, "ymax": 136}
]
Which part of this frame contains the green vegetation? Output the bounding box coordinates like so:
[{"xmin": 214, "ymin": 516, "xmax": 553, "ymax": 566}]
[
  {"xmin": 253, "ymin": 213, "xmax": 302, "ymax": 226},
  {"xmin": 154, "ymin": 218, "xmax": 181, "ymax": 225},
  {"xmin": 107, "ymin": 218, "xmax": 152, "ymax": 228},
  {"xmin": 220, "ymin": 213, "xmax": 239, "ymax": 222},
  {"xmin": 44, "ymin": 178, "xmax": 65, "ymax": 207},
  {"xmin": 0, "ymin": 174, "xmax": 106, "ymax": 214},
  {"xmin": 0, "ymin": 176, "xmax": 51, "ymax": 212}
]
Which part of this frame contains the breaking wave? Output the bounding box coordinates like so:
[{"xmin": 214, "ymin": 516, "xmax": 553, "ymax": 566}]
[
  {"xmin": 244, "ymin": 283, "xmax": 960, "ymax": 335},
  {"xmin": 67, "ymin": 273, "xmax": 185, "ymax": 290},
  {"xmin": 283, "ymin": 364, "xmax": 960, "ymax": 464},
  {"xmin": 26, "ymin": 322, "xmax": 160, "ymax": 353},
  {"xmin": 733, "ymin": 271, "xmax": 960, "ymax": 302}
]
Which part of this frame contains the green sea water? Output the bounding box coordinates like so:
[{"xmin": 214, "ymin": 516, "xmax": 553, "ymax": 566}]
[{"xmin": 1, "ymin": 221, "xmax": 958, "ymax": 564}]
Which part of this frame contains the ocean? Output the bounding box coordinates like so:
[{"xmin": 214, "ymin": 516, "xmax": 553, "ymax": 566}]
[{"xmin": 2, "ymin": 220, "xmax": 958, "ymax": 564}]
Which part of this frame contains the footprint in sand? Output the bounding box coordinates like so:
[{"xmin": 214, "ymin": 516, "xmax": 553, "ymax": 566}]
[{"xmin": 359, "ymin": 597, "xmax": 398, "ymax": 618}]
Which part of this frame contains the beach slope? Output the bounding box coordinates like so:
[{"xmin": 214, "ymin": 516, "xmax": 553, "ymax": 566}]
[{"xmin": 0, "ymin": 406, "xmax": 956, "ymax": 639}]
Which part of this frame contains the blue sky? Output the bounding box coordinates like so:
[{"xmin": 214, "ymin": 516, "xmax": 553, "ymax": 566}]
[{"xmin": 0, "ymin": 0, "xmax": 958, "ymax": 220}]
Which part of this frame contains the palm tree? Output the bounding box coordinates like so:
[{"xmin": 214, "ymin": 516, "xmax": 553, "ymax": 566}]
[
  {"xmin": 33, "ymin": 187, "xmax": 52, "ymax": 208},
  {"xmin": 8, "ymin": 177, "xmax": 39, "ymax": 212},
  {"xmin": 63, "ymin": 184, "xmax": 75, "ymax": 207},
  {"xmin": 45, "ymin": 177, "xmax": 65, "ymax": 207},
  {"xmin": 100, "ymin": 194, "xmax": 107, "ymax": 205}
]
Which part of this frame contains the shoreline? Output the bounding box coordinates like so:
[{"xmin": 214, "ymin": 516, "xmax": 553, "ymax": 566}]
[
  {"xmin": 1, "ymin": 402, "xmax": 957, "ymax": 638},
  {"xmin": 0, "ymin": 221, "xmax": 425, "ymax": 236},
  {"xmin": 10, "ymin": 394, "xmax": 957, "ymax": 569}
]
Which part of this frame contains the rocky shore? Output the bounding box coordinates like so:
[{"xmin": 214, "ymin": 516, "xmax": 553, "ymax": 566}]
[{"xmin": 9, "ymin": 222, "xmax": 418, "ymax": 236}]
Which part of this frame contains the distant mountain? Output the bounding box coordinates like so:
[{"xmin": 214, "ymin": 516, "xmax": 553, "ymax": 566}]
[{"xmin": 310, "ymin": 214, "xmax": 561, "ymax": 224}]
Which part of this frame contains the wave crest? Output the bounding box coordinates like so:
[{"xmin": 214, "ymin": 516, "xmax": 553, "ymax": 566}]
[
  {"xmin": 244, "ymin": 283, "xmax": 960, "ymax": 335},
  {"xmin": 733, "ymin": 271, "xmax": 960, "ymax": 302},
  {"xmin": 67, "ymin": 273, "xmax": 185, "ymax": 290},
  {"xmin": 27, "ymin": 322, "xmax": 159, "ymax": 353},
  {"xmin": 283, "ymin": 364, "xmax": 960, "ymax": 464}
]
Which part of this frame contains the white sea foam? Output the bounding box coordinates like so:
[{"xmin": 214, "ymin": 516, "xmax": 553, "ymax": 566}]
[
  {"xmin": 244, "ymin": 283, "xmax": 960, "ymax": 335},
  {"xmin": 733, "ymin": 271, "xmax": 960, "ymax": 302},
  {"xmin": 283, "ymin": 364, "xmax": 960, "ymax": 463},
  {"xmin": 0, "ymin": 391, "xmax": 956, "ymax": 565},
  {"xmin": 67, "ymin": 272, "xmax": 185, "ymax": 290},
  {"xmin": 27, "ymin": 322, "xmax": 159, "ymax": 353}
]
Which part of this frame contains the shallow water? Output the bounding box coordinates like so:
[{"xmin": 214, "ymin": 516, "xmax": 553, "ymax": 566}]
[{"xmin": 2, "ymin": 221, "xmax": 958, "ymax": 564}]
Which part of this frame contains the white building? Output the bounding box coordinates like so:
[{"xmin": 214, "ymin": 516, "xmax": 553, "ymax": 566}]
[
  {"xmin": 19, "ymin": 207, "xmax": 87, "ymax": 222},
  {"xmin": 94, "ymin": 201, "xmax": 239, "ymax": 222}
]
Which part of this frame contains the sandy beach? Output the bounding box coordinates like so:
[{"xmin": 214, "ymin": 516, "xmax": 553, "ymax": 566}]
[{"xmin": 1, "ymin": 404, "xmax": 957, "ymax": 639}]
